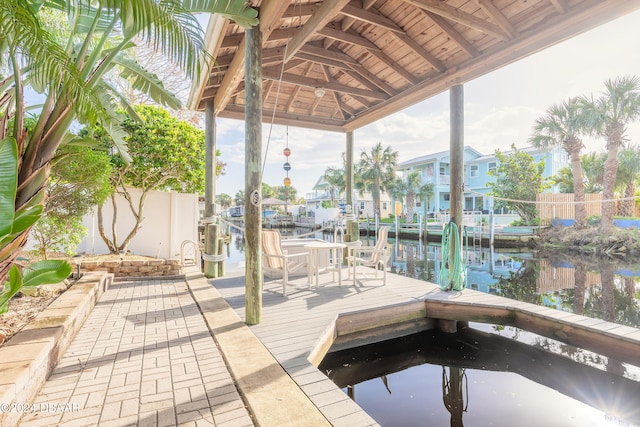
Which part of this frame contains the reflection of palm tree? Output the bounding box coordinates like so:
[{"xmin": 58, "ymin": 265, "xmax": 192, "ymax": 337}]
[
  {"xmin": 600, "ymin": 263, "xmax": 616, "ymax": 323},
  {"xmin": 442, "ymin": 367, "xmax": 467, "ymax": 427},
  {"xmin": 573, "ymin": 264, "xmax": 587, "ymax": 315},
  {"xmin": 406, "ymin": 245, "xmax": 415, "ymax": 277}
]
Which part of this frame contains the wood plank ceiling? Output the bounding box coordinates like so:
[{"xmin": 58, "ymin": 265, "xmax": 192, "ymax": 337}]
[{"xmin": 188, "ymin": 0, "xmax": 640, "ymax": 133}]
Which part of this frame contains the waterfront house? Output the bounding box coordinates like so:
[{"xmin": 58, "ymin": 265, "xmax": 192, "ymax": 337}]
[{"xmin": 397, "ymin": 145, "xmax": 568, "ymax": 217}]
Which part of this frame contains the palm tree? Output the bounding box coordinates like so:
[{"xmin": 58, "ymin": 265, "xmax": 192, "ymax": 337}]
[
  {"xmin": 217, "ymin": 193, "xmax": 233, "ymax": 210},
  {"xmin": 324, "ymin": 166, "xmax": 345, "ymax": 208},
  {"xmin": 0, "ymin": 1, "xmax": 258, "ymax": 284},
  {"xmin": 389, "ymin": 170, "xmax": 434, "ymax": 223},
  {"xmin": 580, "ymin": 76, "xmax": 640, "ymax": 233},
  {"xmin": 615, "ymin": 147, "xmax": 640, "ymax": 217},
  {"xmin": 581, "ymin": 152, "xmax": 606, "ymax": 194},
  {"xmin": 358, "ymin": 142, "xmax": 398, "ymax": 217},
  {"xmin": 530, "ymin": 98, "xmax": 588, "ymax": 228},
  {"xmin": 234, "ymin": 190, "xmax": 245, "ymax": 206}
]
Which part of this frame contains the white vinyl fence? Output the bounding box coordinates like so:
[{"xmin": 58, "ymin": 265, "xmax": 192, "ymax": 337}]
[{"xmin": 76, "ymin": 187, "xmax": 199, "ymax": 259}]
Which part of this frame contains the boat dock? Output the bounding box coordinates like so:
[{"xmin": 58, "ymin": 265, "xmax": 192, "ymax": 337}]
[
  {"xmin": 9, "ymin": 265, "xmax": 639, "ymax": 426},
  {"xmin": 210, "ymin": 264, "xmax": 640, "ymax": 426}
]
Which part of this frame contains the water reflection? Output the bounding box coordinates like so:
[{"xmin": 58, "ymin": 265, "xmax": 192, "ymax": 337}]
[
  {"xmin": 319, "ymin": 326, "xmax": 640, "ymax": 427},
  {"xmin": 381, "ymin": 236, "xmax": 640, "ymax": 329},
  {"xmin": 222, "ymin": 228, "xmax": 640, "ymax": 328}
]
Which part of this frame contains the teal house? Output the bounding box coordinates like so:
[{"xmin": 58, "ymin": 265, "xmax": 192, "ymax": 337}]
[{"xmin": 397, "ymin": 145, "xmax": 568, "ymax": 215}]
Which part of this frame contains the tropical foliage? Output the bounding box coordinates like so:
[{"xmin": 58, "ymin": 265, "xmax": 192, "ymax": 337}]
[
  {"xmin": 357, "ymin": 142, "xmax": 398, "ymax": 217},
  {"xmin": 0, "ymin": 0, "xmax": 257, "ymax": 297},
  {"xmin": 389, "ymin": 170, "xmax": 434, "ymax": 222},
  {"xmin": 88, "ymin": 105, "xmax": 211, "ymax": 253},
  {"xmin": 530, "ymin": 97, "xmax": 588, "ymax": 228},
  {"xmin": 324, "ymin": 166, "xmax": 345, "ymax": 208},
  {"xmin": 580, "ymin": 76, "xmax": 640, "ymax": 233},
  {"xmin": 488, "ymin": 145, "xmax": 550, "ymax": 225},
  {"xmin": 30, "ymin": 142, "xmax": 113, "ymax": 258}
]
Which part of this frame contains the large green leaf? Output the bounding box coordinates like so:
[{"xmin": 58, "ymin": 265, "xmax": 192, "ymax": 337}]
[
  {"xmin": 0, "ymin": 266, "xmax": 23, "ymax": 314},
  {"xmin": 22, "ymin": 260, "xmax": 72, "ymax": 288},
  {"xmin": 0, "ymin": 138, "xmax": 18, "ymax": 239}
]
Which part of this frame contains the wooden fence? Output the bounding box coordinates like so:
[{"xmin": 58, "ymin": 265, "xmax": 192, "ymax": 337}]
[{"xmin": 536, "ymin": 193, "xmax": 602, "ymax": 225}]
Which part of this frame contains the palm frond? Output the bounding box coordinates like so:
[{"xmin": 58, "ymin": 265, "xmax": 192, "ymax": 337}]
[
  {"xmin": 113, "ymin": 56, "xmax": 181, "ymax": 109},
  {"xmin": 182, "ymin": 0, "xmax": 258, "ymax": 28}
]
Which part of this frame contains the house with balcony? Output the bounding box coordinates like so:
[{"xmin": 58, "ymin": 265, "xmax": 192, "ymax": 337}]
[{"xmin": 397, "ymin": 145, "xmax": 568, "ymax": 216}]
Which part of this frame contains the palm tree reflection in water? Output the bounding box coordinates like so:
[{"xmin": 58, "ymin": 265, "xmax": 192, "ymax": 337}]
[{"xmin": 442, "ymin": 367, "xmax": 468, "ymax": 427}]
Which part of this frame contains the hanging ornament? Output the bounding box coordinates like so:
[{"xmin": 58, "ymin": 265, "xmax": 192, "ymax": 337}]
[{"xmin": 283, "ymin": 126, "xmax": 292, "ymax": 188}]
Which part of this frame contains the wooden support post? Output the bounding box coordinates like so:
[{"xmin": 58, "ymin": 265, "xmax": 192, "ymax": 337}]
[
  {"xmin": 204, "ymin": 101, "xmax": 216, "ymax": 218},
  {"xmin": 204, "ymin": 223, "xmax": 218, "ymax": 278},
  {"xmin": 345, "ymin": 131, "xmax": 358, "ymax": 244},
  {"xmin": 450, "ymin": 84, "xmax": 464, "ymax": 234},
  {"xmin": 449, "ymin": 84, "xmax": 464, "ymax": 279},
  {"xmin": 244, "ymin": 24, "xmax": 263, "ymax": 325},
  {"xmin": 217, "ymin": 237, "xmax": 225, "ymax": 277}
]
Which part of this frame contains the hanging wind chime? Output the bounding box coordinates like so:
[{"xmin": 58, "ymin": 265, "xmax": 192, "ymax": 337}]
[{"xmin": 283, "ymin": 127, "xmax": 292, "ymax": 213}]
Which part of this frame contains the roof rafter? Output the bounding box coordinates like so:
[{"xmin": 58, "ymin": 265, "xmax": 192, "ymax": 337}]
[
  {"xmin": 214, "ymin": 0, "xmax": 291, "ymax": 115},
  {"xmin": 425, "ymin": 11, "xmax": 480, "ymax": 58},
  {"xmin": 341, "ymin": 2, "xmax": 447, "ymax": 72},
  {"xmin": 474, "ymin": 0, "xmax": 517, "ymax": 39},
  {"xmin": 401, "ymin": 0, "xmax": 510, "ymax": 41},
  {"xmin": 262, "ymin": 69, "xmax": 389, "ymax": 100},
  {"xmin": 284, "ymin": 0, "xmax": 352, "ymax": 62},
  {"xmin": 549, "ymin": 0, "xmax": 569, "ymax": 14}
]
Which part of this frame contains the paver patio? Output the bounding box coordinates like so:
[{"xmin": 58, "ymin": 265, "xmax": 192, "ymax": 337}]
[{"xmin": 19, "ymin": 278, "xmax": 253, "ymax": 427}]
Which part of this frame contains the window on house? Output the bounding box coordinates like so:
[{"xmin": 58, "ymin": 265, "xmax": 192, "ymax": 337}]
[
  {"xmin": 382, "ymin": 202, "xmax": 388, "ymax": 210},
  {"xmin": 360, "ymin": 202, "xmax": 365, "ymax": 211},
  {"xmin": 439, "ymin": 166, "xmax": 446, "ymax": 175},
  {"xmin": 470, "ymin": 165, "xmax": 479, "ymax": 177},
  {"xmin": 444, "ymin": 194, "xmax": 450, "ymax": 201},
  {"xmin": 488, "ymin": 162, "xmax": 497, "ymax": 172}
]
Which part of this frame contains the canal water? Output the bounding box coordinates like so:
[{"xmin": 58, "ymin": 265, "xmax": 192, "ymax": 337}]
[{"xmin": 222, "ymin": 228, "xmax": 640, "ymax": 426}]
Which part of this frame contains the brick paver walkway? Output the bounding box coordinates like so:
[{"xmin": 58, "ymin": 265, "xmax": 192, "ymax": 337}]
[{"xmin": 19, "ymin": 278, "xmax": 253, "ymax": 427}]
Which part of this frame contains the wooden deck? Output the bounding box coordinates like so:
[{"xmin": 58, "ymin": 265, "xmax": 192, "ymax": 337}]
[{"xmin": 211, "ymin": 265, "xmax": 640, "ymax": 426}]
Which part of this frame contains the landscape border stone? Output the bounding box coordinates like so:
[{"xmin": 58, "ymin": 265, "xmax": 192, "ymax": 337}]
[{"xmin": 0, "ymin": 271, "xmax": 113, "ymax": 427}]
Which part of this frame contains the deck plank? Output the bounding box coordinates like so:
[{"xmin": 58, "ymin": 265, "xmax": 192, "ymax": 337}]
[{"xmin": 212, "ymin": 265, "xmax": 640, "ymax": 426}]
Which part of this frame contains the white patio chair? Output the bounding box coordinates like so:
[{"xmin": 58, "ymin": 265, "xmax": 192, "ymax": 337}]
[
  {"xmin": 262, "ymin": 230, "xmax": 310, "ymax": 296},
  {"xmin": 347, "ymin": 226, "xmax": 390, "ymax": 285}
]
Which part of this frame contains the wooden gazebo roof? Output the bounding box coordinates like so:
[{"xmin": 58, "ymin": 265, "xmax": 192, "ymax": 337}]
[{"xmin": 188, "ymin": 0, "xmax": 640, "ymax": 133}]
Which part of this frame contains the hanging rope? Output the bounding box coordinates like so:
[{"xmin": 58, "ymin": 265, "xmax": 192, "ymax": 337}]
[
  {"xmin": 439, "ymin": 222, "xmax": 466, "ymax": 291},
  {"xmin": 260, "ymin": 43, "xmax": 289, "ymax": 185}
]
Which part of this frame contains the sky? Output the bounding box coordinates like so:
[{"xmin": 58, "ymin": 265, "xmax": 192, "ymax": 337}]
[{"xmin": 212, "ymin": 9, "xmax": 640, "ymax": 200}]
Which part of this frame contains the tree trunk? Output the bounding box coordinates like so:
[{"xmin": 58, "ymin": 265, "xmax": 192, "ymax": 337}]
[
  {"xmin": 569, "ymin": 149, "xmax": 587, "ymax": 228},
  {"xmin": 621, "ymin": 183, "xmax": 636, "ymax": 217},
  {"xmin": 405, "ymin": 194, "xmax": 415, "ymax": 223},
  {"xmin": 97, "ymin": 187, "xmax": 147, "ymax": 254},
  {"xmin": 600, "ymin": 145, "xmax": 619, "ymax": 233}
]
